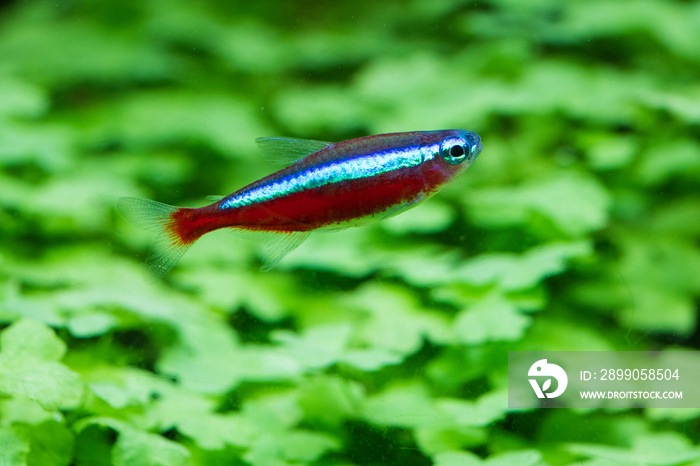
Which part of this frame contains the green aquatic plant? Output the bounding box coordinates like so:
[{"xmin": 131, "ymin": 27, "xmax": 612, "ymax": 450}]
[{"xmin": 1, "ymin": 0, "xmax": 699, "ymax": 464}]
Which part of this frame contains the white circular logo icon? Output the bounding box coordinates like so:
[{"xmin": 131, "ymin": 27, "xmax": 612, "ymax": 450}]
[{"xmin": 528, "ymin": 359, "xmax": 568, "ymax": 399}]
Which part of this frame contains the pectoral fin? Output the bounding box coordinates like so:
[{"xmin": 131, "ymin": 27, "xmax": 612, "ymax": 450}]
[{"xmin": 379, "ymin": 194, "xmax": 425, "ymax": 220}]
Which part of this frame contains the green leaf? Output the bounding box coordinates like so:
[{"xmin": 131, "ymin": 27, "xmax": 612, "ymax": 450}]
[
  {"xmin": 411, "ymin": 392, "xmax": 510, "ymax": 455},
  {"xmin": 272, "ymin": 324, "xmax": 352, "ymax": 370},
  {"xmin": 388, "ymin": 241, "xmax": 591, "ymax": 290},
  {"xmin": 582, "ymin": 132, "xmax": 638, "ymax": 170},
  {"xmin": 66, "ymin": 313, "xmax": 119, "ymax": 338},
  {"xmin": 415, "ymin": 428, "xmax": 487, "ymax": 457},
  {"xmin": 453, "ymin": 292, "xmax": 531, "ymax": 344},
  {"xmin": 522, "ymin": 317, "xmax": 614, "ymax": 351},
  {"xmin": 486, "ymin": 450, "xmax": 546, "ymax": 466},
  {"xmin": 0, "ymin": 122, "xmax": 75, "ymax": 172},
  {"xmin": 433, "ymin": 449, "xmax": 546, "ymax": 466},
  {"xmin": 618, "ymin": 285, "xmax": 695, "ymax": 335},
  {"xmin": 274, "ymin": 85, "xmax": 367, "ymax": 134},
  {"xmin": 0, "ymin": 17, "xmax": 175, "ymax": 84},
  {"xmin": 0, "ymin": 399, "xmax": 53, "ymax": 427},
  {"xmin": 0, "ymin": 357, "xmax": 83, "ymax": 412},
  {"xmin": 567, "ymin": 432, "xmax": 700, "ymax": 466},
  {"xmin": 216, "ymin": 21, "xmax": 292, "ymax": 73},
  {"xmin": 354, "ymin": 54, "xmax": 491, "ymax": 131},
  {"xmin": 274, "ymin": 430, "xmax": 340, "ymax": 462},
  {"xmin": 76, "ymin": 417, "xmax": 191, "ymax": 466},
  {"xmin": 344, "ymin": 283, "xmax": 452, "ymax": 354},
  {"xmin": 646, "ymin": 406, "xmax": 700, "ymax": 423},
  {"xmin": 73, "ymin": 424, "xmax": 114, "ymax": 466},
  {"xmin": 112, "ymin": 427, "xmax": 191, "ymax": 466},
  {"xmin": 177, "ymin": 413, "xmax": 256, "ymax": 451},
  {"xmin": 640, "ymin": 85, "xmax": 700, "ymax": 124},
  {"xmin": 467, "ymin": 172, "xmax": 611, "ymax": 236},
  {"xmin": 157, "ymin": 309, "xmax": 245, "ymax": 393},
  {"xmin": 231, "ymin": 345, "xmax": 303, "ymax": 384},
  {"xmin": 636, "ymin": 139, "xmax": 700, "ymax": 185},
  {"xmin": 0, "ymin": 77, "xmax": 48, "ymax": 119},
  {"xmin": 382, "ymin": 246, "xmax": 461, "ymax": 287},
  {"xmin": 149, "ymin": 390, "xmax": 256, "ymax": 450},
  {"xmin": 433, "ymin": 450, "xmax": 482, "ymax": 466},
  {"xmin": 363, "ymin": 383, "xmax": 507, "ymax": 431},
  {"xmin": 451, "ymin": 241, "xmax": 592, "ymax": 291},
  {"xmin": 241, "ymin": 390, "xmax": 303, "ymax": 432},
  {"xmin": 95, "ymin": 91, "xmax": 267, "ymax": 157},
  {"xmin": 0, "ymin": 320, "xmax": 83, "ymax": 410},
  {"xmin": 338, "ymin": 347, "xmax": 405, "ymax": 371},
  {"xmin": 607, "ymin": 233, "xmax": 700, "ymax": 334},
  {"xmin": 297, "ymin": 375, "xmax": 365, "ymax": 426},
  {"xmin": 18, "ymin": 421, "xmax": 74, "ymax": 466},
  {"xmin": 85, "ymin": 367, "xmax": 174, "ymax": 410},
  {"xmin": 650, "ymin": 199, "xmax": 700, "ymax": 237},
  {"xmin": 0, "ymin": 319, "xmax": 66, "ymax": 361},
  {"xmin": 173, "ymin": 266, "xmax": 292, "ymax": 322},
  {"xmin": 277, "ymin": 227, "xmax": 379, "ymax": 277},
  {"xmin": 434, "ymin": 390, "xmax": 508, "ymax": 428},
  {"xmin": 425, "ymin": 347, "xmax": 507, "ymax": 392},
  {"xmin": 362, "ymin": 382, "xmax": 440, "ymax": 429},
  {"xmin": 0, "ymin": 427, "xmax": 30, "ymax": 466},
  {"xmin": 381, "ymin": 200, "xmax": 456, "ymax": 234}
]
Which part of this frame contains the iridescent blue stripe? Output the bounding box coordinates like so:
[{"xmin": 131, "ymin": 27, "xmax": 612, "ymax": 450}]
[{"xmin": 220, "ymin": 142, "xmax": 438, "ymax": 210}]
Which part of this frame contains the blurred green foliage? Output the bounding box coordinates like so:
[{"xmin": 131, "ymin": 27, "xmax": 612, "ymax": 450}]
[{"xmin": 1, "ymin": 0, "xmax": 699, "ymax": 464}]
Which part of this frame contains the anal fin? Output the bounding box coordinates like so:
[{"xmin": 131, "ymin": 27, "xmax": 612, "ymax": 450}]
[
  {"xmin": 230, "ymin": 229, "xmax": 311, "ymax": 270},
  {"xmin": 261, "ymin": 231, "xmax": 311, "ymax": 270}
]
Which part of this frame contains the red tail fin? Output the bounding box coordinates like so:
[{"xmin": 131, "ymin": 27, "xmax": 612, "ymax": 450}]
[{"xmin": 117, "ymin": 197, "xmax": 193, "ymax": 276}]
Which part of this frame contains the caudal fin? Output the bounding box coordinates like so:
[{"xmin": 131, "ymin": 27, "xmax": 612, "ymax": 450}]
[{"xmin": 117, "ymin": 197, "xmax": 192, "ymax": 276}]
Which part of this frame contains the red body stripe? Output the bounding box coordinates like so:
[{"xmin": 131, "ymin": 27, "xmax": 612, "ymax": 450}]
[
  {"xmin": 234, "ymin": 170, "xmax": 431, "ymax": 230},
  {"xmin": 174, "ymin": 167, "xmax": 447, "ymax": 238}
]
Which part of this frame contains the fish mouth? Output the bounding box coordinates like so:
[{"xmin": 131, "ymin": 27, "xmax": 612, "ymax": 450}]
[
  {"xmin": 462, "ymin": 130, "xmax": 482, "ymax": 160},
  {"xmin": 469, "ymin": 139, "xmax": 483, "ymax": 161}
]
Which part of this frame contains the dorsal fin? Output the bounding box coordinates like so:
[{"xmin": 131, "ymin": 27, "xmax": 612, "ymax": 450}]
[{"xmin": 256, "ymin": 137, "xmax": 332, "ymax": 167}]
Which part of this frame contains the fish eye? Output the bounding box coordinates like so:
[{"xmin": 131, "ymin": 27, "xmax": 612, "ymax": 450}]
[
  {"xmin": 440, "ymin": 140, "xmax": 468, "ymax": 164},
  {"xmin": 449, "ymin": 145, "xmax": 465, "ymax": 158}
]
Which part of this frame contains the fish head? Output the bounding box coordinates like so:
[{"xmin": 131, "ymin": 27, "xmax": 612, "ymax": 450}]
[
  {"xmin": 437, "ymin": 129, "xmax": 482, "ymax": 167},
  {"xmin": 421, "ymin": 129, "xmax": 482, "ymax": 187}
]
